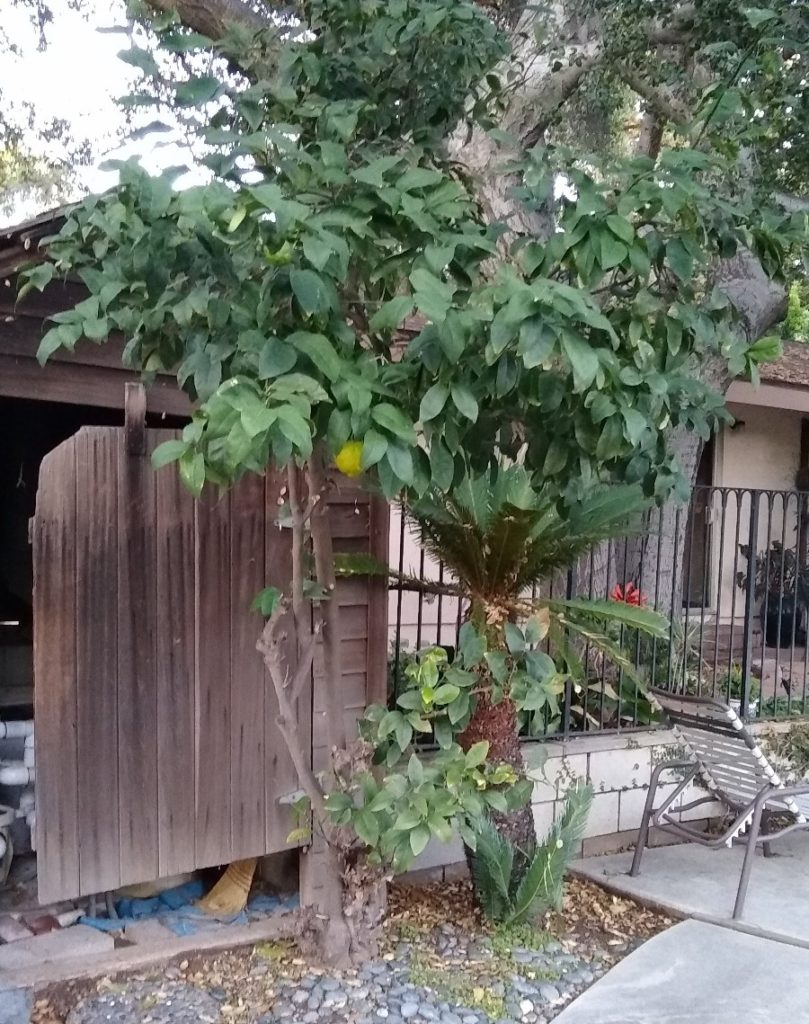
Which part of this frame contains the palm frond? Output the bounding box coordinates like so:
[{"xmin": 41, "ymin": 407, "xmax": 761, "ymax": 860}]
[{"xmin": 506, "ymin": 782, "xmax": 593, "ymax": 922}]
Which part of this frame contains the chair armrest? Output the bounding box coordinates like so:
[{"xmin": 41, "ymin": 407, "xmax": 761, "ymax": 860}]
[{"xmin": 756, "ymin": 783, "xmax": 809, "ymax": 811}]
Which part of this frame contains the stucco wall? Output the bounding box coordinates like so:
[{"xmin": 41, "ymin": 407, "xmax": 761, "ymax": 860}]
[
  {"xmin": 389, "ymin": 507, "xmax": 460, "ymax": 654},
  {"xmin": 708, "ymin": 404, "xmax": 802, "ymax": 623},
  {"xmin": 404, "ymin": 729, "xmax": 723, "ymax": 881}
]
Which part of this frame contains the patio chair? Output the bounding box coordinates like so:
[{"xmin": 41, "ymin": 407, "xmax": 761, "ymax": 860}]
[{"xmin": 629, "ymin": 687, "xmax": 809, "ymax": 919}]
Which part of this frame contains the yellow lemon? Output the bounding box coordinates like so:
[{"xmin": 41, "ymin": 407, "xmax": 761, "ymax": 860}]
[{"xmin": 335, "ymin": 440, "xmax": 364, "ymax": 477}]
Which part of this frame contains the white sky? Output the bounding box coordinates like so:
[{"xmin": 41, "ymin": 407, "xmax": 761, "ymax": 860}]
[{"xmin": 1, "ymin": 1, "xmax": 199, "ymax": 226}]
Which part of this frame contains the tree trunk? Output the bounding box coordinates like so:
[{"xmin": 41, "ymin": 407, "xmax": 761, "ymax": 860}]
[{"xmin": 458, "ymin": 691, "xmax": 536, "ymax": 859}]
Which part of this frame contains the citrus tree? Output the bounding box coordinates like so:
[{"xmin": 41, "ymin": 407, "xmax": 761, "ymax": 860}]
[{"xmin": 23, "ymin": 0, "xmax": 807, "ymax": 955}]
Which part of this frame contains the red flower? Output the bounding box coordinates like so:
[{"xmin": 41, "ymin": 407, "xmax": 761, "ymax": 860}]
[{"xmin": 610, "ymin": 581, "xmax": 645, "ymax": 606}]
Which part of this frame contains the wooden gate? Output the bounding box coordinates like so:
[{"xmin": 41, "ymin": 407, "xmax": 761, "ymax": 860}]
[{"xmin": 33, "ymin": 424, "xmax": 387, "ymax": 903}]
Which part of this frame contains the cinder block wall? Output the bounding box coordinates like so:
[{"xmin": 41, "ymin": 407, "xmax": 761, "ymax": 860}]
[{"xmin": 402, "ymin": 728, "xmax": 725, "ymax": 883}]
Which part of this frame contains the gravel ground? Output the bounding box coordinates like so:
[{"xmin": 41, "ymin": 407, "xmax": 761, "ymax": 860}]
[{"xmin": 32, "ymin": 879, "xmax": 672, "ymax": 1024}]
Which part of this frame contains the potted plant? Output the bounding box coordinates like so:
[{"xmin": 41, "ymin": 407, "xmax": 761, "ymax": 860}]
[{"xmin": 736, "ymin": 541, "xmax": 809, "ymax": 648}]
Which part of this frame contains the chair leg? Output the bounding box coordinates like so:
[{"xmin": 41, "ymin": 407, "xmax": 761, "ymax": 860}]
[
  {"xmin": 630, "ymin": 765, "xmax": 666, "ymax": 877},
  {"xmin": 762, "ymin": 811, "xmax": 776, "ymax": 858},
  {"xmin": 733, "ymin": 801, "xmax": 765, "ymax": 920}
]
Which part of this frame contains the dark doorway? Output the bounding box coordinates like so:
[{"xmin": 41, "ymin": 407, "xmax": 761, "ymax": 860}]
[{"xmin": 683, "ymin": 438, "xmax": 714, "ymax": 608}]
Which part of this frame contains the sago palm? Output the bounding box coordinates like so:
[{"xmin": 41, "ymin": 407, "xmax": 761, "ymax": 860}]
[
  {"xmin": 404, "ymin": 462, "xmax": 665, "ymax": 859},
  {"xmin": 337, "ymin": 461, "xmax": 666, "ymax": 874}
]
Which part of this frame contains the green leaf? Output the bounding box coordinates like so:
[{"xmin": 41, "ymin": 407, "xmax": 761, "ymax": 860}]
[
  {"xmin": 743, "ymin": 7, "xmax": 778, "ymax": 27},
  {"xmin": 289, "ymin": 331, "xmax": 343, "ymax": 381},
  {"xmin": 352, "ymin": 155, "xmax": 402, "ymax": 187},
  {"xmin": 259, "ymin": 338, "xmax": 298, "ymax": 378},
  {"xmin": 605, "ymin": 214, "xmax": 634, "ymax": 245},
  {"xmin": 484, "ymin": 790, "xmax": 509, "ymax": 813},
  {"xmin": 372, "ymin": 403, "xmax": 416, "ymax": 441},
  {"xmin": 450, "ymin": 385, "xmax": 478, "ymax": 422},
  {"xmin": 387, "ymin": 444, "xmax": 414, "ymax": 484},
  {"xmin": 410, "ymin": 268, "xmax": 454, "ymax": 322},
  {"xmin": 395, "ymin": 716, "xmax": 413, "ymax": 752},
  {"xmin": 407, "ymin": 753, "xmax": 424, "ymax": 785},
  {"xmin": 361, "ymin": 429, "xmax": 388, "ymax": 469},
  {"xmin": 419, "ymin": 382, "xmax": 449, "ymax": 422},
  {"xmin": 622, "ymin": 408, "xmax": 647, "ymax": 446},
  {"xmin": 19, "ymin": 261, "xmax": 54, "ymax": 299},
  {"xmin": 410, "ymin": 824, "xmax": 432, "ymax": 857},
  {"xmin": 433, "ymin": 683, "xmax": 460, "ymax": 706},
  {"xmin": 179, "ymin": 450, "xmax": 205, "ymax": 497},
  {"xmin": 504, "ymin": 622, "xmax": 525, "ymax": 654},
  {"xmin": 370, "ymin": 295, "xmax": 415, "ymax": 332},
  {"xmin": 433, "ymin": 718, "xmax": 453, "ymax": 749},
  {"xmin": 465, "ymin": 741, "xmax": 489, "ymax": 768},
  {"xmin": 251, "ymin": 586, "xmax": 283, "ymax": 616},
  {"xmin": 458, "ymin": 622, "xmax": 486, "ymax": 665},
  {"xmin": 119, "ymin": 45, "xmax": 160, "ymax": 77},
  {"xmin": 290, "ymin": 268, "xmax": 334, "ymax": 315},
  {"xmin": 276, "ymin": 407, "xmax": 313, "ymax": 456},
  {"xmin": 151, "ymin": 439, "xmax": 187, "ymax": 469},
  {"xmin": 38, "ymin": 323, "xmax": 81, "ymax": 364},
  {"xmin": 599, "ymin": 232, "xmax": 627, "ymax": 270},
  {"xmin": 561, "ymin": 332, "xmax": 599, "ymax": 391},
  {"xmin": 429, "ymin": 442, "xmax": 455, "ymax": 490},
  {"xmin": 665, "ymin": 238, "xmax": 694, "ymax": 282},
  {"xmin": 547, "ymin": 596, "xmax": 668, "ymax": 637},
  {"xmin": 175, "ymin": 75, "xmax": 220, "ymax": 106},
  {"xmin": 518, "ymin": 318, "xmax": 556, "ymax": 368},
  {"xmin": 355, "ymin": 809, "xmax": 380, "ymax": 846}
]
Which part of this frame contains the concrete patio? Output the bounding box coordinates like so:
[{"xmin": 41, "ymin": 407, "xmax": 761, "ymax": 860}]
[
  {"xmin": 553, "ymin": 919, "xmax": 809, "ymax": 1024},
  {"xmin": 555, "ymin": 835, "xmax": 809, "ymax": 1022},
  {"xmin": 570, "ymin": 831, "xmax": 809, "ymax": 947}
]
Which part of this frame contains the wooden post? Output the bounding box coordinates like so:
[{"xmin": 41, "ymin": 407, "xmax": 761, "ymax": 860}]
[{"xmin": 124, "ymin": 382, "xmax": 147, "ymax": 457}]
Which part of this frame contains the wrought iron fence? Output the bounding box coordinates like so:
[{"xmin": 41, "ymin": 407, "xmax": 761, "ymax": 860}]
[{"xmin": 387, "ymin": 486, "xmax": 809, "ymax": 738}]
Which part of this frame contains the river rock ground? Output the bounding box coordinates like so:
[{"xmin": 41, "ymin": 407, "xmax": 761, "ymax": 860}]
[{"xmin": 29, "ymin": 878, "xmax": 671, "ymax": 1024}]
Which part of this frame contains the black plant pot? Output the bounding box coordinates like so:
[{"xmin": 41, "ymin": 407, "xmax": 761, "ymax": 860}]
[{"xmin": 761, "ymin": 594, "xmax": 807, "ymax": 647}]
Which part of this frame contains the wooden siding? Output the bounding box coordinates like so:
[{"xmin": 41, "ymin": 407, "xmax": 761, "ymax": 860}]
[
  {"xmin": 33, "ymin": 426, "xmax": 388, "ymax": 903},
  {"xmin": 0, "ymin": 282, "xmax": 190, "ymax": 416}
]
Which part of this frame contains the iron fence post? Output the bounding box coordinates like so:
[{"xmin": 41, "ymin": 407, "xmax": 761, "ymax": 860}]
[
  {"xmin": 740, "ymin": 492, "xmax": 760, "ymax": 716},
  {"xmin": 562, "ymin": 566, "xmax": 575, "ymax": 738}
]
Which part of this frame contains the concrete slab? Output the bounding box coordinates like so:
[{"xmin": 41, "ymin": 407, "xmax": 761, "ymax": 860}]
[
  {"xmin": 0, "ymin": 925, "xmax": 114, "ymax": 971},
  {"xmin": 571, "ymin": 832, "xmax": 809, "ymax": 947},
  {"xmin": 554, "ymin": 920, "xmax": 809, "ymax": 1024}
]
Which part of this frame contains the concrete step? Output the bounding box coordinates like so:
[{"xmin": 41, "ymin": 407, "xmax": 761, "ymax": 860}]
[{"xmin": 0, "ymin": 925, "xmax": 114, "ymax": 971}]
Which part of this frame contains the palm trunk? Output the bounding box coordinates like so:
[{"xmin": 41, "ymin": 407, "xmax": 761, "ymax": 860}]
[{"xmin": 458, "ymin": 691, "xmax": 537, "ymax": 859}]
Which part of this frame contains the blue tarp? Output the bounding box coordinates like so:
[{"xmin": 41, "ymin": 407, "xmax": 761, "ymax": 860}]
[{"xmin": 81, "ymin": 880, "xmax": 298, "ymax": 937}]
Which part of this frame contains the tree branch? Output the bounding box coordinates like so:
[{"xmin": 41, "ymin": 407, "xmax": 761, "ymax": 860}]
[
  {"xmin": 145, "ymin": 0, "xmax": 275, "ymax": 38},
  {"xmin": 307, "ymin": 445, "xmax": 347, "ymax": 752},
  {"xmin": 614, "ymin": 62, "xmax": 691, "ymax": 126},
  {"xmin": 258, "ymin": 606, "xmax": 328, "ymax": 819}
]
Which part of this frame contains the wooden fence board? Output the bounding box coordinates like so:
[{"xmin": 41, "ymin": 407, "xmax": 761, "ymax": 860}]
[
  {"xmin": 155, "ymin": 438, "xmax": 197, "ymax": 878},
  {"xmin": 34, "ymin": 440, "xmax": 80, "ymax": 904},
  {"xmin": 195, "ymin": 487, "xmax": 233, "ymax": 867},
  {"xmin": 74, "ymin": 429, "xmax": 120, "ymax": 895},
  {"xmin": 230, "ymin": 473, "xmax": 267, "ymax": 859},
  {"xmin": 116, "ymin": 433, "xmax": 159, "ymax": 886}
]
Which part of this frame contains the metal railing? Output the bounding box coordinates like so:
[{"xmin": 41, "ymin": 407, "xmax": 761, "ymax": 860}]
[{"xmin": 387, "ymin": 486, "xmax": 809, "ymax": 738}]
